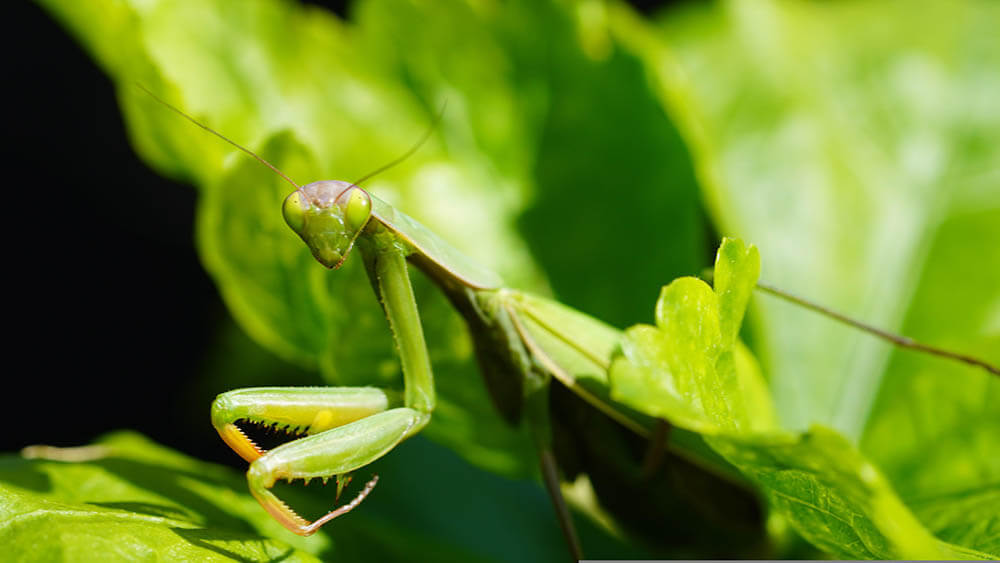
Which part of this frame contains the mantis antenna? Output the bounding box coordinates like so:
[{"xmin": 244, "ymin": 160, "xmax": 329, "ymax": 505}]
[
  {"xmin": 753, "ymin": 280, "xmax": 1000, "ymax": 376},
  {"xmin": 701, "ymin": 270, "xmax": 999, "ymax": 377},
  {"xmin": 351, "ymin": 101, "xmax": 447, "ymax": 186},
  {"xmin": 136, "ymin": 84, "xmax": 443, "ymax": 191},
  {"xmin": 135, "ymin": 84, "xmax": 302, "ymax": 192}
]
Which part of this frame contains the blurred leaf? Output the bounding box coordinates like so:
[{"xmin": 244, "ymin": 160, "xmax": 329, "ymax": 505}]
[
  {"xmin": 509, "ymin": 1, "xmax": 707, "ymax": 328},
  {"xmin": 352, "ymin": 0, "xmax": 710, "ymax": 325},
  {"xmin": 612, "ymin": 0, "xmax": 1000, "ymax": 438},
  {"xmin": 609, "ymin": 0, "xmax": 1000, "ymax": 554},
  {"xmin": 861, "ymin": 208, "xmax": 1000, "ymax": 499}
]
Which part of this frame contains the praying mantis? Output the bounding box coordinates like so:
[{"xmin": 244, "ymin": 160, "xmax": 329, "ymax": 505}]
[
  {"xmin": 140, "ymin": 87, "xmax": 733, "ymax": 555},
  {"xmin": 141, "ymin": 87, "xmax": 999, "ymax": 558}
]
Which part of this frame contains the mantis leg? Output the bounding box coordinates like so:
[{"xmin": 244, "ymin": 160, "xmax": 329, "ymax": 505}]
[
  {"xmin": 212, "ymin": 235, "xmax": 436, "ymax": 535},
  {"xmin": 211, "ymin": 386, "xmax": 396, "ymax": 462},
  {"xmin": 526, "ymin": 384, "xmax": 584, "ymax": 561},
  {"xmin": 246, "ymin": 407, "xmax": 428, "ymax": 534},
  {"xmin": 361, "ymin": 233, "xmax": 436, "ymax": 415}
]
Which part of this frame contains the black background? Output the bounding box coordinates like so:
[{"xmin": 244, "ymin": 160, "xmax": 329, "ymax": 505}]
[{"xmin": 14, "ymin": 3, "xmax": 224, "ymax": 464}]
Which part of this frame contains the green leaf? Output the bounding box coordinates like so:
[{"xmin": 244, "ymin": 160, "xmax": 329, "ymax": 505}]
[
  {"xmin": 907, "ymin": 485, "xmax": 1000, "ymax": 556},
  {"xmin": 611, "ymin": 238, "xmax": 775, "ymax": 434},
  {"xmin": 609, "ymin": 238, "xmax": 994, "ymax": 559},
  {"xmin": 2, "ymin": 432, "xmax": 632, "ymax": 562},
  {"xmin": 507, "ymin": 1, "xmax": 707, "ymax": 329},
  {"xmin": 613, "ymin": 0, "xmax": 1000, "ymax": 442},
  {"xmin": 713, "ymin": 236, "xmax": 760, "ymax": 345},
  {"xmin": 2, "ymin": 433, "xmax": 325, "ymax": 562},
  {"xmin": 861, "ymin": 208, "xmax": 1000, "ymax": 500},
  {"xmin": 607, "ymin": 0, "xmax": 1000, "ymax": 554},
  {"xmin": 707, "ymin": 427, "xmax": 989, "ymax": 560}
]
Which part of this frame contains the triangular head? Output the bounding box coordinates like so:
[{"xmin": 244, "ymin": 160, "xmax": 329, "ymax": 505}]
[{"xmin": 282, "ymin": 180, "xmax": 374, "ymax": 269}]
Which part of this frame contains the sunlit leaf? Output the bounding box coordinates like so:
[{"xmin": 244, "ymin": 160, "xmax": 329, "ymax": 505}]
[
  {"xmin": 611, "ymin": 238, "xmax": 775, "ymax": 434},
  {"xmin": 612, "ymin": 0, "xmax": 1000, "ymax": 436},
  {"xmin": 609, "ymin": 238, "xmax": 993, "ymax": 559},
  {"xmin": 609, "ymin": 0, "xmax": 1000, "ymax": 554},
  {"xmin": 908, "ymin": 484, "xmax": 1000, "ymax": 556},
  {"xmin": 2, "ymin": 432, "xmax": 632, "ymax": 562}
]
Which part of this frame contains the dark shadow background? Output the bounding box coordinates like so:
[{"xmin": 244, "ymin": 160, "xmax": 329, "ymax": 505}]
[
  {"xmin": 12, "ymin": 3, "xmax": 222, "ymax": 464},
  {"xmin": 10, "ymin": 0, "xmax": 680, "ymax": 469}
]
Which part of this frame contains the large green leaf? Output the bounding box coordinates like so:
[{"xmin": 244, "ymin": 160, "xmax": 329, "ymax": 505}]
[
  {"xmin": 609, "ymin": 238, "xmax": 995, "ymax": 559},
  {"xmin": 907, "ymin": 484, "xmax": 1000, "ymax": 556},
  {"xmin": 2, "ymin": 432, "xmax": 633, "ymax": 562},
  {"xmin": 707, "ymin": 428, "xmax": 990, "ymax": 560},
  {"xmin": 612, "ymin": 0, "xmax": 1000, "ymax": 436},
  {"xmin": 607, "ymin": 0, "xmax": 999, "ymax": 555},
  {"xmin": 1, "ymin": 433, "xmax": 326, "ymax": 562},
  {"xmin": 860, "ymin": 208, "xmax": 1000, "ymax": 500}
]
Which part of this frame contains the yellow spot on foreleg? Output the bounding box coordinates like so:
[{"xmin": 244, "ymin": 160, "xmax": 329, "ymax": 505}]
[{"xmin": 310, "ymin": 410, "xmax": 336, "ymax": 433}]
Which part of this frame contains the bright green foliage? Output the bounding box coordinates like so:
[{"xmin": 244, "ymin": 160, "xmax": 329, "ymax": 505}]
[
  {"xmin": 1, "ymin": 432, "xmax": 627, "ymax": 562},
  {"xmin": 610, "ymin": 238, "xmax": 995, "ymax": 560},
  {"xmin": 0, "ymin": 433, "xmax": 324, "ymax": 562},
  {"xmin": 611, "ymin": 238, "xmax": 775, "ymax": 434},
  {"xmin": 860, "ymin": 209, "xmax": 1000, "ymax": 501},
  {"xmin": 603, "ymin": 1, "xmax": 999, "ymax": 556},
  {"xmin": 908, "ymin": 484, "xmax": 1000, "ymax": 555},
  {"xmin": 610, "ymin": 0, "xmax": 1000, "ymax": 443},
  {"xmin": 708, "ymin": 429, "xmax": 991, "ymax": 560},
  {"xmin": 26, "ymin": 0, "xmax": 1000, "ymax": 559}
]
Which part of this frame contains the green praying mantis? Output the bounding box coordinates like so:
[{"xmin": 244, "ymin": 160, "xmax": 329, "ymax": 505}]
[
  {"xmin": 141, "ymin": 88, "xmax": 692, "ymax": 553},
  {"xmin": 141, "ymin": 87, "xmax": 999, "ymax": 557}
]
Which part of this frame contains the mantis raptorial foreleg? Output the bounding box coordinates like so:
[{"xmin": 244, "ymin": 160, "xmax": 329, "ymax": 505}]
[
  {"xmin": 211, "ymin": 387, "xmax": 395, "ymax": 462},
  {"xmin": 209, "ymin": 211, "xmax": 436, "ymax": 535},
  {"xmin": 243, "ymin": 407, "xmax": 422, "ymax": 534}
]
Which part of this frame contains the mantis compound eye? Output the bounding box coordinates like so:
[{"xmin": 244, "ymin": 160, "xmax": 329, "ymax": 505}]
[
  {"xmin": 282, "ymin": 191, "xmax": 309, "ymax": 234},
  {"xmin": 338, "ymin": 187, "xmax": 373, "ymax": 232}
]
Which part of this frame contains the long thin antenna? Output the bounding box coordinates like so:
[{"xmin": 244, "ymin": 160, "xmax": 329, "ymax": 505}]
[
  {"xmin": 135, "ymin": 84, "xmax": 301, "ymax": 190},
  {"xmin": 351, "ymin": 101, "xmax": 447, "ymax": 186},
  {"xmin": 753, "ymin": 280, "xmax": 999, "ymax": 376}
]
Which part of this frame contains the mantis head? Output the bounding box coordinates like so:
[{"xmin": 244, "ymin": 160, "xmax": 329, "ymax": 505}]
[
  {"xmin": 135, "ymin": 85, "xmax": 436, "ymax": 271},
  {"xmin": 282, "ymin": 181, "xmax": 373, "ymax": 269}
]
